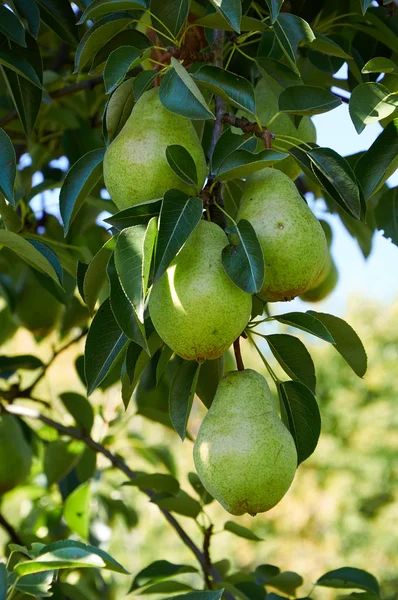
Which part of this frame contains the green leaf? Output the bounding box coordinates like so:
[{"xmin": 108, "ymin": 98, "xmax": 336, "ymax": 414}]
[
  {"xmin": 151, "ymin": 490, "xmax": 202, "ymax": 518},
  {"xmin": 74, "ymin": 12, "xmax": 134, "ymax": 72},
  {"xmin": 13, "ymin": 0, "xmax": 40, "ymax": 38},
  {"xmin": 196, "ymin": 356, "xmax": 224, "ymax": 409},
  {"xmin": 105, "ymin": 77, "xmax": 135, "ymax": 140},
  {"xmin": 140, "ymin": 581, "xmax": 193, "ymax": 594},
  {"xmin": 273, "ymin": 14, "xmax": 314, "ymax": 73},
  {"xmin": 36, "ymin": 0, "xmax": 78, "ymax": 46},
  {"xmin": 106, "ymin": 199, "xmax": 162, "ymax": 230},
  {"xmin": 355, "ymin": 119, "xmax": 398, "ymax": 199},
  {"xmin": 131, "ymin": 560, "xmax": 198, "ymax": 591},
  {"xmin": 1, "ymin": 34, "xmax": 43, "ymax": 137},
  {"xmin": 59, "ymin": 392, "xmax": 94, "ymax": 432},
  {"xmin": 212, "ymin": 128, "xmax": 256, "ymax": 172},
  {"xmin": 0, "ymin": 47, "xmax": 43, "ymax": 88},
  {"xmin": 133, "ymin": 70, "xmax": 158, "ymax": 102},
  {"xmin": 316, "ymin": 568, "xmax": 380, "ymax": 596},
  {"xmin": 44, "ymin": 440, "xmax": 84, "ymax": 486},
  {"xmin": 0, "ymin": 5, "xmax": 26, "ymax": 46},
  {"xmin": 0, "ymin": 354, "xmax": 43, "ymax": 376},
  {"xmin": 124, "ymin": 472, "xmax": 179, "ymax": 494},
  {"xmin": 0, "ymin": 195, "xmax": 22, "ymax": 232},
  {"xmin": 63, "ymin": 482, "xmax": 91, "ymax": 540},
  {"xmin": 156, "ymin": 344, "xmax": 174, "ymax": 384},
  {"xmin": 278, "ymin": 380, "xmax": 321, "ymax": 464},
  {"xmin": 60, "ymin": 149, "xmax": 105, "ymax": 235},
  {"xmin": 154, "ymin": 190, "xmax": 203, "ymax": 281},
  {"xmin": 361, "ymin": 0, "xmax": 374, "ymax": 14},
  {"xmin": 15, "ymin": 540, "xmax": 129, "ymax": 576},
  {"xmin": 160, "ymin": 57, "xmax": 214, "ymax": 120},
  {"xmin": 0, "ymin": 230, "xmax": 61, "ymax": 285},
  {"xmin": 163, "ymin": 591, "xmax": 223, "ymax": 600},
  {"xmin": 114, "ymin": 223, "xmax": 154, "ymax": 322},
  {"xmin": 188, "ymin": 471, "xmax": 214, "ymax": 504},
  {"xmin": 194, "ymin": 14, "xmax": 267, "ymax": 32},
  {"xmin": 166, "ymin": 145, "xmax": 198, "ymax": 188},
  {"xmin": 0, "ymin": 562, "xmax": 7, "ymax": 599},
  {"xmin": 169, "ymin": 360, "xmax": 201, "ymax": 440},
  {"xmin": 362, "ymin": 57, "xmax": 398, "ymax": 74},
  {"xmin": 0, "ymin": 128, "xmax": 16, "ymax": 205},
  {"xmin": 83, "ymin": 236, "xmax": 116, "ymax": 315},
  {"xmin": 84, "ymin": 298, "xmax": 128, "ymax": 395},
  {"xmin": 222, "ymin": 219, "xmax": 264, "ymax": 294},
  {"xmin": 308, "ymin": 147, "xmax": 363, "ymax": 220},
  {"xmin": 15, "ymin": 571, "xmax": 54, "ymax": 597},
  {"xmin": 224, "ymin": 521, "xmax": 263, "ymax": 541},
  {"xmin": 255, "ymin": 565, "xmax": 281, "ymax": 584},
  {"xmin": 307, "ymin": 312, "xmax": 367, "ymax": 377},
  {"xmin": 215, "ymin": 149, "xmax": 288, "ymax": 181},
  {"xmin": 150, "ymin": 0, "xmax": 190, "ymax": 43},
  {"xmin": 267, "ymin": 572, "xmax": 303, "ymax": 596},
  {"xmin": 349, "ymin": 83, "xmax": 398, "ymax": 134},
  {"xmin": 279, "ymin": 86, "xmax": 341, "ymax": 115},
  {"xmin": 309, "ymin": 34, "xmax": 351, "ymax": 59},
  {"xmin": 193, "ymin": 66, "xmax": 255, "ymax": 115},
  {"xmin": 256, "ymin": 57, "xmax": 303, "ymax": 88},
  {"xmin": 265, "ymin": 0, "xmax": 283, "ymax": 23},
  {"xmin": 265, "ymin": 334, "xmax": 316, "ymax": 393},
  {"xmin": 208, "ymin": 0, "xmax": 241, "ymax": 32},
  {"xmin": 107, "ymin": 252, "xmax": 148, "ymax": 349},
  {"xmin": 104, "ymin": 46, "xmax": 143, "ymax": 95},
  {"xmin": 271, "ymin": 311, "xmax": 335, "ymax": 343},
  {"xmin": 79, "ymin": 0, "xmax": 147, "ymax": 23},
  {"xmin": 122, "ymin": 332, "xmax": 162, "ymax": 407},
  {"xmin": 374, "ymin": 186, "xmax": 398, "ymax": 246}
]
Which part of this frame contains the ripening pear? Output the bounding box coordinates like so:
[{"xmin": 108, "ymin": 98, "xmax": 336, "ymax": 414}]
[
  {"xmin": 238, "ymin": 168, "xmax": 327, "ymax": 302},
  {"xmin": 0, "ymin": 415, "xmax": 32, "ymax": 494},
  {"xmin": 194, "ymin": 369, "xmax": 297, "ymax": 516},
  {"xmin": 14, "ymin": 269, "xmax": 62, "ymax": 338},
  {"xmin": 300, "ymin": 255, "xmax": 338, "ymax": 302},
  {"xmin": 149, "ymin": 221, "xmax": 252, "ymax": 361},
  {"xmin": 103, "ymin": 88, "xmax": 207, "ymax": 210}
]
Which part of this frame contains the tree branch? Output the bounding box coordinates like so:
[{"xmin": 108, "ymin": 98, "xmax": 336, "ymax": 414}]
[
  {"xmin": 203, "ymin": 525, "xmax": 214, "ymax": 589},
  {"xmin": 233, "ymin": 337, "xmax": 245, "ymax": 371},
  {"xmin": 0, "ymin": 513, "xmax": 24, "ymax": 545}
]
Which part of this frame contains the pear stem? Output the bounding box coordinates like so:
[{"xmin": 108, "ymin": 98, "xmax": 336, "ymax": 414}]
[{"xmin": 233, "ymin": 337, "xmax": 245, "ymax": 371}]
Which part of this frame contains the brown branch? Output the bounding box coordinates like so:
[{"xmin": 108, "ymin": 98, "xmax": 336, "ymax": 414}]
[
  {"xmin": 222, "ymin": 113, "xmax": 274, "ymax": 148},
  {"xmin": 233, "ymin": 337, "xmax": 245, "ymax": 371},
  {"xmin": 0, "ymin": 513, "xmax": 24, "ymax": 545},
  {"xmin": 0, "ymin": 77, "xmax": 104, "ymax": 128},
  {"xmin": 0, "ymin": 402, "xmax": 234, "ymax": 598},
  {"xmin": 154, "ymin": 46, "xmax": 214, "ymax": 71},
  {"xmin": 203, "ymin": 525, "xmax": 214, "ymax": 589},
  {"xmin": 208, "ymin": 30, "xmax": 227, "ymax": 165}
]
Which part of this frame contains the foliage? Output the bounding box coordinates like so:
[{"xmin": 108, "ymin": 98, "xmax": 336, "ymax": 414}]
[{"xmin": 0, "ymin": 0, "xmax": 397, "ymax": 598}]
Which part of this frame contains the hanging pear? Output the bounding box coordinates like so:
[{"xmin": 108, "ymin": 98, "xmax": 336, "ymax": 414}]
[
  {"xmin": 238, "ymin": 168, "xmax": 327, "ymax": 302},
  {"xmin": 194, "ymin": 369, "xmax": 297, "ymax": 516},
  {"xmin": 149, "ymin": 221, "xmax": 252, "ymax": 361},
  {"xmin": 103, "ymin": 88, "xmax": 207, "ymax": 210}
]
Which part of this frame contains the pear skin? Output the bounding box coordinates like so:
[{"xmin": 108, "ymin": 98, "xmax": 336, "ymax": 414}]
[
  {"xmin": 0, "ymin": 415, "xmax": 32, "ymax": 494},
  {"xmin": 103, "ymin": 88, "xmax": 207, "ymax": 210},
  {"xmin": 238, "ymin": 168, "xmax": 327, "ymax": 302},
  {"xmin": 149, "ymin": 221, "xmax": 252, "ymax": 361},
  {"xmin": 194, "ymin": 369, "xmax": 297, "ymax": 516},
  {"xmin": 300, "ymin": 257, "xmax": 338, "ymax": 302}
]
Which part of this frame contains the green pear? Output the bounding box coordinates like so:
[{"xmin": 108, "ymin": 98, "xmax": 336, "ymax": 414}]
[
  {"xmin": 0, "ymin": 415, "xmax": 32, "ymax": 494},
  {"xmin": 149, "ymin": 221, "xmax": 252, "ymax": 361},
  {"xmin": 238, "ymin": 168, "xmax": 327, "ymax": 302},
  {"xmin": 103, "ymin": 88, "xmax": 207, "ymax": 210},
  {"xmin": 194, "ymin": 369, "xmax": 297, "ymax": 516},
  {"xmin": 14, "ymin": 269, "xmax": 62, "ymax": 338},
  {"xmin": 300, "ymin": 256, "xmax": 338, "ymax": 302}
]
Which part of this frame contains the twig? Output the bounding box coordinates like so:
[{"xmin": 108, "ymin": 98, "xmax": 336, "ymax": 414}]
[
  {"xmin": 0, "ymin": 402, "xmax": 234, "ymax": 598},
  {"xmin": 233, "ymin": 337, "xmax": 245, "ymax": 371},
  {"xmin": 0, "ymin": 77, "xmax": 104, "ymax": 128},
  {"xmin": 0, "ymin": 513, "xmax": 24, "ymax": 545},
  {"xmin": 154, "ymin": 46, "xmax": 214, "ymax": 71},
  {"xmin": 222, "ymin": 113, "xmax": 273, "ymax": 148},
  {"xmin": 203, "ymin": 525, "xmax": 214, "ymax": 589}
]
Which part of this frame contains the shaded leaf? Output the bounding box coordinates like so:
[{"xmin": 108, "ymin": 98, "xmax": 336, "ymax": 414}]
[
  {"xmin": 349, "ymin": 83, "xmax": 398, "ymax": 134},
  {"xmin": 193, "ymin": 66, "xmax": 255, "ymax": 115},
  {"xmin": 134, "ymin": 69, "xmax": 158, "ymax": 100},
  {"xmin": 13, "ymin": 0, "xmax": 40, "ymax": 38},
  {"xmin": 374, "ymin": 186, "xmax": 398, "ymax": 246},
  {"xmin": 268, "ymin": 572, "xmax": 304, "ymax": 596},
  {"xmin": 59, "ymin": 392, "xmax": 94, "ymax": 432},
  {"xmin": 124, "ymin": 472, "xmax": 179, "ymax": 494},
  {"xmin": 362, "ymin": 57, "xmax": 398, "ymax": 74},
  {"xmin": 0, "ymin": 128, "xmax": 16, "ymax": 205},
  {"xmin": 105, "ymin": 199, "xmax": 162, "ymax": 231},
  {"xmin": 271, "ymin": 311, "xmax": 335, "ymax": 343},
  {"xmin": 208, "ymin": 0, "xmax": 241, "ymax": 32},
  {"xmin": 215, "ymin": 148, "xmax": 288, "ymax": 181},
  {"xmin": 0, "ymin": 354, "xmax": 43, "ymax": 375},
  {"xmin": 44, "ymin": 440, "xmax": 84, "ymax": 486},
  {"xmin": 36, "ymin": 0, "xmax": 78, "ymax": 45},
  {"xmin": 316, "ymin": 568, "xmax": 380, "ymax": 596},
  {"xmin": 0, "ymin": 47, "xmax": 42, "ymax": 88},
  {"xmin": 104, "ymin": 46, "xmax": 143, "ymax": 94},
  {"xmin": 188, "ymin": 471, "xmax": 214, "ymax": 504},
  {"xmin": 279, "ymin": 86, "xmax": 341, "ymax": 116},
  {"xmin": 15, "ymin": 571, "xmax": 54, "ymax": 598},
  {"xmin": 151, "ymin": 490, "xmax": 201, "ymax": 518},
  {"xmin": 309, "ymin": 34, "xmax": 351, "ymax": 59},
  {"xmin": 79, "ymin": 0, "xmax": 147, "ymax": 23},
  {"xmin": 265, "ymin": 0, "xmax": 283, "ymax": 23},
  {"xmin": 224, "ymin": 521, "xmax": 263, "ymax": 541},
  {"xmin": 273, "ymin": 14, "xmax": 314, "ymax": 73},
  {"xmin": 131, "ymin": 560, "xmax": 198, "ymax": 591},
  {"xmin": 0, "ymin": 5, "xmax": 26, "ymax": 46},
  {"xmin": 83, "ymin": 236, "xmax": 116, "ymax": 315},
  {"xmin": 150, "ymin": 0, "xmax": 189, "ymax": 43},
  {"xmin": 63, "ymin": 482, "xmax": 91, "ymax": 540},
  {"xmin": 265, "ymin": 334, "xmax": 316, "ymax": 392},
  {"xmin": 222, "ymin": 219, "xmax": 264, "ymax": 294},
  {"xmin": 169, "ymin": 360, "xmax": 201, "ymax": 440},
  {"xmin": 166, "ymin": 145, "xmax": 198, "ymax": 188}
]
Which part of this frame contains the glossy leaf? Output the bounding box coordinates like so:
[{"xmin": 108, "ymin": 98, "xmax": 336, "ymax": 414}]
[
  {"xmin": 79, "ymin": 0, "xmax": 147, "ymax": 23},
  {"xmin": 196, "ymin": 356, "xmax": 224, "ymax": 409},
  {"xmin": 355, "ymin": 119, "xmax": 398, "ymax": 199},
  {"xmin": 316, "ymin": 568, "xmax": 380, "ymax": 595},
  {"xmin": 36, "ymin": 0, "xmax": 78, "ymax": 45},
  {"xmin": 208, "ymin": 0, "xmax": 241, "ymax": 32},
  {"xmin": 0, "ymin": 230, "xmax": 61, "ymax": 284},
  {"xmin": 0, "ymin": 128, "xmax": 16, "ymax": 205},
  {"xmin": 169, "ymin": 360, "xmax": 201, "ymax": 440},
  {"xmin": 166, "ymin": 145, "xmax": 198, "ymax": 188},
  {"xmin": 163, "ymin": 591, "xmax": 223, "ymax": 600},
  {"xmin": 134, "ymin": 69, "xmax": 158, "ymax": 100},
  {"xmin": 273, "ymin": 14, "xmax": 314, "ymax": 73},
  {"xmin": 154, "ymin": 190, "xmax": 203, "ymax": 281},
  {"xmin": 0, "ymin": 47, "xmax": 43, "ymax": 88},
  {"xmin": 214, "ymin": 148, "xmax": 288, "ymax": 181},
  {"xmin": 265, "ymin": 334, "xmax": 316, "ymax": 392},
  {"xmin": 278, "ymin": 380, "xmax": 321, "ymax": 464},
  {"xmin": 15, "ymin": 540, "xmax": 129, "ymax": 576},
  {"xmin": 160, "ymin": 57, "xmax": 214, "ymax": 120},
  {"xmin": 13, "ymin": 1, "xmax": 40, "ymax": 37},
  {"xmin": 105, "ymin": 199, "xmax": 162, "ymax": 230},
  {"xmin": 212, "ymin": 128, "xmax": 256, "ymax": 173},
  {"xmin": 84, "ymin": 298, "xmax": 128, "ymax": 395},
  {"xmin": 63, "ymin": 482, "xmax": 91, "ymax": 540},
  {"xmin": 265, "ymin": 0, "xmax": 283, "ymax": 23},
  {"xmin": 309, "ymin": 34, "xmax": 351, "ymax": 59},
  {"xmin": 271, "ymin": 311, "xmax": 335, "ymax": 343},
  {"xmin": 362, "ymin": 57, "xmax": 398, "ymax": 74},
  {"xmin": 224, "ymin": 521, "xmax": 263, "ymax": 541},
  {"xmin": 256, "ymin": 57, "xmax": 303, "ymax": 88},
  {"xmin": 349, "ymin": 83, "xmax": 398, "ymax": 134},
  {"xmin": 0, "ymin": 195, "xmax": 22, "ymax": 232},
  {"xmin": 131, "ymin": 560, "xmax": 198, "ymax": 591},
  {"xmin": 104, "ymin": 46, "xmax": 143, "ymax": 94},
  {"xmin": 60, "ymin": 149, "xmax": 105, "ymax": 234},
  {"xmin": 279, "ymin": 86, "xmax": 341, "ymax": 115},
  {"xmin": 150, "ymin": 0, "xmax": 189, "ymax": 43},
  {"xmin": 307, "ymin": 312, "xmax": 367, "ymax": 377},
  {"xmin": 361, "ymin": 0, "xmax": 375, "ymax": 14},
  {"xmin": 0, "ymin": 5, "xmax": 26, "ymax": 46},
  {"xmin": 106, "ymin": 77, "xmax": 135, "ymax": 140},
  {"xmin": 194, "ymin": 13, "xmax": 268, "ymax": 32},
  {"xmin": 374, "ymin": 186, "xmax": 398, "ymax": 246},
  {"xmin": 15, "ymin": 571, "xmax": 54, "ymax": 597},
  {"xmin": 222, "ymin": 219, "xmax": 264, "ymax": 294},
  {"xmin": 83, "ymin": 237, "xmax": 116, "ymax": 315},
  {"xmin": 193, "ymin": 66, "xmax": 255, "ymax": 115}
]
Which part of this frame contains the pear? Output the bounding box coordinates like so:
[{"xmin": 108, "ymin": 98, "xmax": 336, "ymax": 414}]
[
  {"xmin": 300, "ymin": 256, "xmax": 338, "ymax": 302},
  {"xmin": 14, "ymin": 269, "xmax": 62, "ymax": 338},
  {"xmin": 103, "ymin": 88, "xmax": 207, "ymax": 210},
  {"xmin": 194, "ymin": 369, "xmax": 297, "ymax": 516},
  {"xmin": 0, "ymin": 415, "xmax": 32, "ymax": 494},
  {"xmin": 149, "ymin": 221, "xmax": 252, "ymax": 361},
  {"xmin": 238, "ymin": 168, "xmax": 327, "ymax": 302}
]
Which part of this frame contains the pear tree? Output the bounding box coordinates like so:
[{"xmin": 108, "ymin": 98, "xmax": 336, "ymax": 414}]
[{"xmin": 0, "ymin": 0, "xmax": 396, "ymax": 597}]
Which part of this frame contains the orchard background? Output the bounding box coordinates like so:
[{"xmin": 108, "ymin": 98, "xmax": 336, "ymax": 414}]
[{"xmin": 0, "ymin": 0, "xmax": 397, "ymax": 599}]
